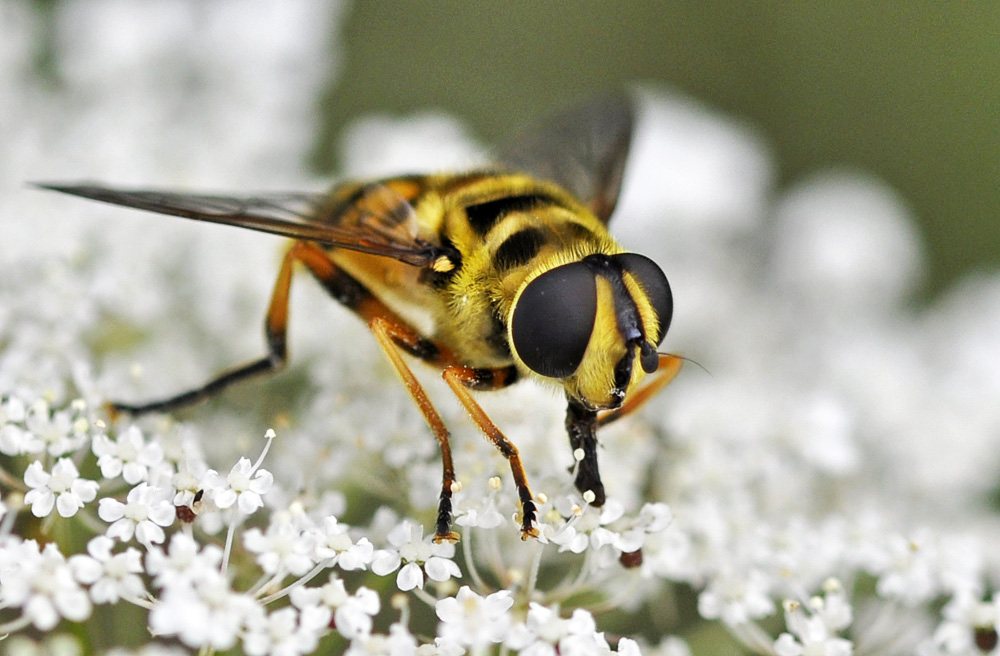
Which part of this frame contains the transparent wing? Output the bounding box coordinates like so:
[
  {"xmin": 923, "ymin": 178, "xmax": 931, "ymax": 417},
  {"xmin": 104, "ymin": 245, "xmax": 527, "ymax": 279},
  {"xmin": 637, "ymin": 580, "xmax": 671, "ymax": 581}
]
[
  {"xmin": 496, "ymin": 92, "xmax": 635, "ymax": 224},
  {"xmin": 36, "ymin": 182, "xmax": 440, "ymax": 267}
]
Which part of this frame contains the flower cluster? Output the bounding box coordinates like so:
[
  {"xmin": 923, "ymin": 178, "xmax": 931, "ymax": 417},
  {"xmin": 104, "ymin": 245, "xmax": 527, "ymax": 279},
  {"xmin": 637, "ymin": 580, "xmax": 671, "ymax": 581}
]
[
  {"xmin": 4, "ymin": 1, "xmax": 1000, "ymax": 655},
  {"xmin": 0, "ymin": 406, "xmax": 412, "ymax": 652}
]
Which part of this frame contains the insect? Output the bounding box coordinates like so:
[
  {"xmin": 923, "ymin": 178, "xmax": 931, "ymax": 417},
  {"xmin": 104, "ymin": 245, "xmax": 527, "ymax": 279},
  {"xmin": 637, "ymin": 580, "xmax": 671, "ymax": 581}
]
[{"xmin": 39, "ymin": 92, "xmax": 681, "ymax": 542}]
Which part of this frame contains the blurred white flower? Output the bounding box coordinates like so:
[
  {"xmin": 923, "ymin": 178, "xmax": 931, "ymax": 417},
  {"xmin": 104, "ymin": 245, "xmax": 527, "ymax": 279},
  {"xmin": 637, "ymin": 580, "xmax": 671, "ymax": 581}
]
[
  {"xmin": 0, "ymin": 395, "xmax": 28, "ymax": 455},
  {"xmin": 922, "ymin": 589, "xmax": 999, "ymax": 655},
  {"xmin": 453, "ymin": 489, "xmax": 505, "ymax": 530},
  {"xmin": 506, "ymin": 603, "xmax": 612, "ymax": 655},
  {"xmin": 0, "ymin": 539, "xmax": 92, "ymax": 630},
  {"xmin": 149, "ymin": 567, "xmax": 262, "ymax": 651},
  {"xmin": 770, "ymin": 171, "xmax": 923, "ymax": 310},
  {"xmin": 92, "ymin": 425, "xmax": 164, "ymax": 484},
  {"xmin": 344, "ymin": 623, "xmax": 419, "ymax": 656},
  {"xmin": 2, "ymin": 634, "xmax": 87, "ymax": 656},
  {"xmin": 698, "ymin": 566, "xmax": 776, "ymax": 626},
  {"xmin": 617, "ymin": 638, "xmax": 642, "ymax": 656},
  {"xmin": 872, "ymin": 530, "xmax": 940, "ymax": 606},
  {"xmin": 774, "ymin": 594, "xmax": 853, "ymax": 656},
  {"xmin": 306, "ymin": 515, "xmax": 374, "ymax": 570},
  {"xmin": 290, "ymin": 575, "xmax": 380, "ymax": 640},
  {"xmin": 0, "ymin": 395, "xmax": 26, "ymax": 424},
  {"xmin": 243, "ymin": 516, "xmax": 314, "ymax": 577},
  {"xmin": 0, "ymin": 419, "xmax": 28, "ymax": 455},
  {"xmin": 435, "ymin": 586, "xmax": 513, "ymax": 650},
  {"xmin": 242, "ymin": 606, "xmax": 323, "ymax": 656},
  {"xmin": 69, "ymin": 535, "xmax": 146, "ymax": 604},
  {"xmin": 645, "ymin": 636, "xmax": 693, "ymax": 656},
  {"xmin": 103, "ymin": 644, "xmax": 190, "ymax": 656},
  {"xmin": 22, "ymin": 399, "xmax": 89, "ymax": 457},
  {"xmin": 340, "ymin": 112, "xmax": 484, "ymax": 178},
  {"xmin": 23, "ymin": 458, "xmax": 99, "ymax": 518},
  {"xmin": 145, "ymin": 532, "xmax": 224, "ymax": 589}
]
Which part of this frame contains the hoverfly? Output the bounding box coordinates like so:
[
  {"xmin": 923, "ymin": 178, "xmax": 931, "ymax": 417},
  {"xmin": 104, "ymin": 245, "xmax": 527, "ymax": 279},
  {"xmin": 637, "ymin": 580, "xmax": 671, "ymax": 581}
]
[{"xmin": 39, "ymin": 92, "xmax": 681, "ymax": 542}]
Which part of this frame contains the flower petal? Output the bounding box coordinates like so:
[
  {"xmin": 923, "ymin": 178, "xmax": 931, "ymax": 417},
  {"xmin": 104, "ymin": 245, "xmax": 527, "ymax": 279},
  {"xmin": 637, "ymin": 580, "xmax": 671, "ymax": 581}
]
[{"xmin": 397, "ymin": 563, "xmax": 423, "ymax": 591}]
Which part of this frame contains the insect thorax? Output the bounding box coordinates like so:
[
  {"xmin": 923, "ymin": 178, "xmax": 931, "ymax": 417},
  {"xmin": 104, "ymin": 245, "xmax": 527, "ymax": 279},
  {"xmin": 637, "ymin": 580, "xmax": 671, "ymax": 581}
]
[{"xmin": 427, "ymin": 173, "xmax": 622, "ymax": 370}]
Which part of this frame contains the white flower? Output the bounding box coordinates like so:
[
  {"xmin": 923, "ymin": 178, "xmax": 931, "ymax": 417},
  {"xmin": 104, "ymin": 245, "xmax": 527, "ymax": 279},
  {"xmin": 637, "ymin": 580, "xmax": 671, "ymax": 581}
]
[
  {"xmin": 922, "ymin": 588, "xmax": 999, "ymax": 655},
  {"xmin": 698, "ymin": 566, "xmax": 776, "ymax": 625},
  {"xmin": 146, "ymin": 532, "xmax": 224, "ymax": 589},
  {"xmin": 243, "ymin": 606, "xmax": 324, "ymax": 656},
  {"xmin": 92, "ymin": 425, "xmax": 164, "ymax": 484},
  {"xmin": 0, "ymin": 395, "xmax": 26, "ymax": 424},
  {"xmin": 10, "ymin": 8, "xmax": 1000, "ymax": 654},
  {"xmin": 774, "ymin": 596, "xmax": 854, "ymax": 656},
  {"xmin": 435, "ymin": 586, "xmax": 513, "ymax": 649},
  {"xmin": 23, "ymin": 398, "xmax": 89, "ymax": 457},
  {"xmin": 0, "ymin": 538, "xmax": 92, "ymax": 630},
  {"xmin": 594, "ymin": 502, "xmax": 673, "ymax": 554},
  {"xmin": 544, "ymin": 498, "xmax": 674, "ymax": 558},
  {"xmin": 290, "ymin": 575, "xmax": 380, "ymax": 640},
  {"xmin": 149, "ymin": 567, "xmax": 263, "ymax": 651},
  {"xmin": 873, "ymin": 530, "xmax": 939, "ymax": 605},
  {"xmin": 243, "ymin": 516, "xmax": 315, "ymax": 577},
  {"xmin": 538, "ymin": 495, "xmax": 590, "ymax": 554},
  {"xmin": 544, "ymin": 520, "xmax": 590, "ymax": 555},
  {"xmin": 0, "ymin": 420, "xmax": 29, "ymax": 455},
  {"xmin": 0, "ymin": 395, "xmax": 28, "ymax": 455},
  {"xmin": 23, "ymin": 458, "xmax": 99, "ymax": 518},
  {"xmin": 3, "ymin": 634, "xmax": 87, "ymax": 655},
  {"xmin": 69, "ymin": 535, "xmax": 146, "ymax": 604},
  {"xmin": 171, "ymin": 455, "xmax": 212, "ymax": 507},
  {"xmin": 98, "ymin": 482, "xmax": 175, "ymax": 546},
  {"xmin": 506, "ymin": 603, "xmax": 611, "ymax": 655},
  {"xmin": 306, "ymin": 516, "xmax": 373, "ymax": 570},
  {"xmin": 209, "ymin": 457, "xmax": 273, "ymax": 514},
  {"xmin": 814, "ymin": 580, "xmax": 853, "ymax": 633},
  {"xmin": 344, "ymin": 623, "xmax": 418, "ymax": 656},
  {"xmin": 646, "ymin": 636, "xmax": 692, "ymax": 656},
  {"xmin": 453, "ymin": 488, "xmax": 505, "ymax": 530},
  {"xmin": 370, "ymin": 521, "xmax": 461, "ymax": 591}
]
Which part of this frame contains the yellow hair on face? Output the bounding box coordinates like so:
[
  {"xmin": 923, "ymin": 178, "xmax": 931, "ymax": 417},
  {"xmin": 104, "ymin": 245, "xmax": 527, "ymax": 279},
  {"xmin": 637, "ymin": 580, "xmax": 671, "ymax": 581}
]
[{"xmin": 564, "ymin": 277, "xmax": 646, "ymax": 409}]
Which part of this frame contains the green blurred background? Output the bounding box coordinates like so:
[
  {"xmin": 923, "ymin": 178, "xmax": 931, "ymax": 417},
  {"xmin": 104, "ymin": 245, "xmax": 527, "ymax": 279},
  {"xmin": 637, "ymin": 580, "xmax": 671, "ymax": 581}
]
[{"xmin": 316, "ymin": 1, "xmax": 999, "ymax": 297}]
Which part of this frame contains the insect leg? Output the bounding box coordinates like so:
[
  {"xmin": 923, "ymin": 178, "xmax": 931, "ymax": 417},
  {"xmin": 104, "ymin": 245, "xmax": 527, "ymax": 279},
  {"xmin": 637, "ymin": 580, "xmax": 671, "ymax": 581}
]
[
  {"xmin": 272, "ymin": 244, "xmax": 467, "ymax": 544},
  {"xmin": 564, "ymin": 355, "xmax": 682, "ymax": 508},
  {"xmin": 111, "ymin": 241, "xmax": 308, "ymax": 415},
  {"xmin": 597, "ymin": 354, "xmax": 683, "ymax": 427},
  {"xmin": 441, "ymin": 365, "xmax": 540, "ymax": 540},
  {"xmin": 565, "ymin": 397, "xmax": 605, "ymax": 506},
  {"xmin": 368, "ymin": 317, "xmax": 463, "ymax": 543}
]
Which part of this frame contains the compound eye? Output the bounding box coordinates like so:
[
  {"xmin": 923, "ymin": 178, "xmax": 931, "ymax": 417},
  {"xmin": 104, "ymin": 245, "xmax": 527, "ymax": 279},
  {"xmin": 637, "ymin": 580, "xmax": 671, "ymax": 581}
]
[
  {"xmin": 613, "ymin": 253, "xmax": 673, "ymax": 345},
  {"xmin": 511, "ymin": 262, "xmax": 597, "ymax": 378}
]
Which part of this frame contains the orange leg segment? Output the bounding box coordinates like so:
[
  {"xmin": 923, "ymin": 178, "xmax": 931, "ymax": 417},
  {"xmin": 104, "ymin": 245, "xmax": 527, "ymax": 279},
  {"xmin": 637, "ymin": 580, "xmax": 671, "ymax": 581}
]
[
  {"xmin": 443, "ymin": 365, "xmax": 538, "ymax": 539},
  {"xmin": 110, "ymin": 241, "xmax": 317, "ymax": 415},
  {"xmin": 112, "ymin": 238, "xmax": 542, "ymax": 542},
  {"xmin": 369, "ymin": 317, "xmax": 462, "ymax": 543}
]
